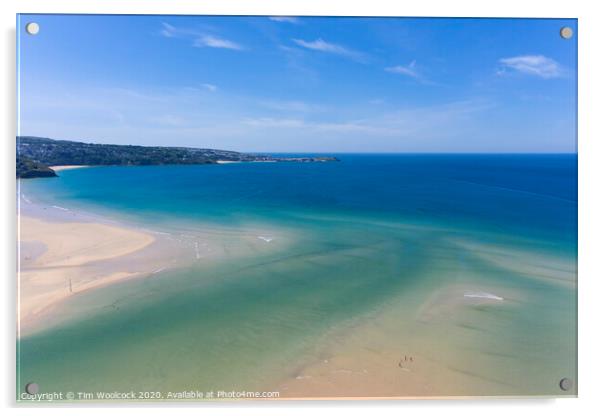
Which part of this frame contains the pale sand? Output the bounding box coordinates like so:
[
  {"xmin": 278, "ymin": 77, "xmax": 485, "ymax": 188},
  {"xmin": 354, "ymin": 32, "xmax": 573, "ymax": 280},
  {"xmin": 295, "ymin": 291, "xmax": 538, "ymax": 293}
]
[
  {"xmin": 278, "ymin": 283, "xmax": 518, "ymax": 398},
  {"xmin": 18, "ymin": 216, "xmax": 155, "ymax": 333},
  {"xmin": 17, "ymin": 214, "xmax": 292, "ymax": 335},
  {"xmin": 49, "ymin": 165, "xmax": 90, "ymax": 172},
  {"xmin": 277, "ymin": 235, "xmax": 576, "ymax": 398}
]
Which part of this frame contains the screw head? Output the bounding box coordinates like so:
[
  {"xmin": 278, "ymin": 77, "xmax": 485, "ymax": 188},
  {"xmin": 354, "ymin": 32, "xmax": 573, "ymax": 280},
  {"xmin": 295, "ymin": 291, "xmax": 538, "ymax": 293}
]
[
  {"xmin": 559, "ymin": 377, "xmax": 573, "ymax": 391},
  {"xmin": 25, "ymin": 22, "xmax": 40, "ymax": 35},
  {"xmin": 25, "ymin": 382, "xmax": 39, "ymax": 395},
  {"xmin": 560, "ymin": 27, "xmax": 573, "ymax": 39}
]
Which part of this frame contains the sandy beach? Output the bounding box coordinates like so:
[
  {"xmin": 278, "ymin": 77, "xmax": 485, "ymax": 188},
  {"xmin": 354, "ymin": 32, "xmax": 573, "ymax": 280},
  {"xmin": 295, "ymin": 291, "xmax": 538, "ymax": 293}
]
[
  {"xmin": 16, "ymin": 204, "xmax": 290, "ymax": 336},
  {"xmin": 18, "ymin": 215, "xmax": 156, "ymax": 334},
  {"xmin": 49, "ymin": 165, "xmax": 90, "ymax": 172}
]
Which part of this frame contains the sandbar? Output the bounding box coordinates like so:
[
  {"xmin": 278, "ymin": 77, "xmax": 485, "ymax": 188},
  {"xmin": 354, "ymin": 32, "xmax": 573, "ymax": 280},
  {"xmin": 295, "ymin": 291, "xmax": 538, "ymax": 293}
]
[{"xmin": 18, "ymin": 215, "xmax": 155, "ymax": 334}]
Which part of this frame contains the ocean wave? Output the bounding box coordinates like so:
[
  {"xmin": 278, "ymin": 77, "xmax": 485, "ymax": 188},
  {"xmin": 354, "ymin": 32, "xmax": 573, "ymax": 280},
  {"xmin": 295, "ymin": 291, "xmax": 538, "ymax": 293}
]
[{"xmin": 463, "ymin": 291, "xmax": 504, "ymax": 301}]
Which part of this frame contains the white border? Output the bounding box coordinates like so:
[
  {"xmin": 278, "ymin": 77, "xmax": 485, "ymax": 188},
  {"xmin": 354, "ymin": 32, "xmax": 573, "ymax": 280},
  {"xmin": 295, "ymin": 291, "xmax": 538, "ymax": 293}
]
[{"xmin": 2, "ymin": 1, "xmax": 601, "ymax": 415}]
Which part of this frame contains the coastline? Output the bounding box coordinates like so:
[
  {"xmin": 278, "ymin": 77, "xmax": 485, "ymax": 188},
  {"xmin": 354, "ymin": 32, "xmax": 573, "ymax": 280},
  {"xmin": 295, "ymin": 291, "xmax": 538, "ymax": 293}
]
[
  {"xmin": 17, "ymin": 189, "xmax": 297, "ymax": 338},
  {"xmin": 18, "ymin": 215, "xmax": 157, "ymax": 335}
]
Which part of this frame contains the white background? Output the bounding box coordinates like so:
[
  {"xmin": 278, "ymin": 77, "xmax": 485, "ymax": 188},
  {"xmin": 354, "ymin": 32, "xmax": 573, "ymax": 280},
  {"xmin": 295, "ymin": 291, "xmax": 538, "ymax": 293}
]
[{"xmin": 1, "ymin": 0, "xmax": 600, "ymax": 414}]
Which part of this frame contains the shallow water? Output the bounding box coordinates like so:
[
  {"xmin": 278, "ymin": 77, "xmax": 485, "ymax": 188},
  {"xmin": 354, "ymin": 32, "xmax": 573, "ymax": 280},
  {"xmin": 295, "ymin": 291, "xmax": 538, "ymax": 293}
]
[{"xmin": 17, "ymin": 154, "xmax": 577, "ymax": 398}]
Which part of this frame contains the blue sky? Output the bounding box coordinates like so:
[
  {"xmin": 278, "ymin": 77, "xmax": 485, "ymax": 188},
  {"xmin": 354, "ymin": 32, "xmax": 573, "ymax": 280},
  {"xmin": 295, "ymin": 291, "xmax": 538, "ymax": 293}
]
[{"xmin": 18, "ymin": 15, "xmax": 577, "ymax": 152}]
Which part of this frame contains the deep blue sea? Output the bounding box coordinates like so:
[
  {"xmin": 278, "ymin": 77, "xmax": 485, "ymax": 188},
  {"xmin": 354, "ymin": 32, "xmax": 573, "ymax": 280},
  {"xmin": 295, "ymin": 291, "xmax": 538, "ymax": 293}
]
[{"xmin": 22, "ymin": 154, "xmax": 577, "ymax": 244}]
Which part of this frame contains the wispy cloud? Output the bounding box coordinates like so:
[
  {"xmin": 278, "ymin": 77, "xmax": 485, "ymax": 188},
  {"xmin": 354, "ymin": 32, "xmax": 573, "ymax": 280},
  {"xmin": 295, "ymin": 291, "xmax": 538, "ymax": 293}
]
[
  {"xmin": 269, "ymin": 16, "xmax": 300, "ymax": 24},
  {"xmin": 160, "ymin": 22, "xmax": 177, "ymax": 38},
  {"xmin": 242, "ymin": 117, "xmax": 395, "ymax": 135},
  {"xmin": 277, "ymin": 45, "xmax": 320, "ymax": 81},
  {"xmin": 258, "ymin": 99, "xmax": 326, "ymax": 113},
  {"xmin": 385, "ymin": 61, "xmax": 435, "ymax": 85},
  {"xmin": 194, "ymin": 35, "xmax": 243, "ymax": 50},
  {"xmin": 243, "ymin": 99, "xmax": 494, "ymax": 139},
  {"xmin": 160, "ymin": 22, "xmax": 244, "ymax": 51},
  {"xmin": 201, "ymin": 83, "xmax": 218, "ymax": 92},
  {"xmin": 160, "ymin": 22, "xmax": 198, "ymax": 39},
  {"xmin": 498, "ymin": 55, "xmax": 563, "ymax": 79},
  {"xmin": 22, "ymin": 80, "xmax": 508, "ymax": 151},
  {"xmin": 292, "ymin": 38, "xmax": 366, "ymax": 62},
  {"xmin": 243, "ymin": 117, "xmax": 305, "ymax": 129},
  {"xmin": 385, "ymin": 61, "xmax": 419, "ymax": 78}
]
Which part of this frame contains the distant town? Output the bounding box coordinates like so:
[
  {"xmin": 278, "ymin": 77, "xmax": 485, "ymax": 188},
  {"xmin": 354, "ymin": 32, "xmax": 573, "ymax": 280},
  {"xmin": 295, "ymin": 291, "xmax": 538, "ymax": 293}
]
[{"xmin": 16, "ymin": 136, "xmax": 338, "ymax": 178}]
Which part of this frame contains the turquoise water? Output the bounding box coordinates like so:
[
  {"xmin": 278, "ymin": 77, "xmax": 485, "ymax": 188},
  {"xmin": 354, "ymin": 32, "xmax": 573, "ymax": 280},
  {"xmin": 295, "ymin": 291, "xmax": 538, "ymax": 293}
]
[{"xmin": 18, "ymin": 154, "xmax": 577, "ymax": 398}]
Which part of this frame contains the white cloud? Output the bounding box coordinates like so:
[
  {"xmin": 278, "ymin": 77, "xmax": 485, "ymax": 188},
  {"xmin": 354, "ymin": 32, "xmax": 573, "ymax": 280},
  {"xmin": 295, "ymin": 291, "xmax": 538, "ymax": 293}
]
[
  {"xmin": 498, "ymin": 55, "xmax": 563, "ymax": 79},
  {"xmin": 160, "ymin": 22, "xmax": 177, "ymax": 37},
  {"xmin": 242, "ymin": 117, "xmax": 395, "ymax": 135},
  {"xmin": 292, "ymin": 38, "xmax": 366, "ymax": 62},
  {"xmin": 385, "ymin": 61, "xmax": 420, "ymax": 79},
  {"xmin": 269, "ymin": 17, "xmax": 299, "ymax": 23},
  {"xmin": 194, "ymin": 35, "xmax": 243, "ymax": 50},
  {"xmin": 161, "ymin": 23, "xmax": 243, "ymax": 51},
  {"xmin": 201, "ymin": 83, "xmax": 218, "ymax": 92}
]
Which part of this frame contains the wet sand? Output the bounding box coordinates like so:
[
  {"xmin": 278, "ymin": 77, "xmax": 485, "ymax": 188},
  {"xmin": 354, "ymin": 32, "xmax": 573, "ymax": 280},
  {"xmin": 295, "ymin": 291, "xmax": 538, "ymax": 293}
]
[
  {"xmin": 276, "ymin": 243, "xmax": 576, "ymax": 398},
  {"xmin": 18, "ymin": 215, "xmax": 157, "ymax": 334},
  {"xmin": 278, "ymin": 283, "xmax": 516, "ymax": 398},
  {"xmin": 17, "ymin": 200, "xmax": 294, "ymax": 337}
]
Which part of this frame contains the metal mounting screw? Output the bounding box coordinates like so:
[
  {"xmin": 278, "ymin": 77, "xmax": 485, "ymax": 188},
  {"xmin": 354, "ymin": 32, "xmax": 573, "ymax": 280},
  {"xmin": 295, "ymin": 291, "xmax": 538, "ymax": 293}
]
[
  {"xmin": 560, "ymin": 27, "xmax": 573, "ymax": 39},
  {"xmin": 25, "ymin": 382, "xmax": 39, "ymax": 395},
  {"xmin": 25, "ymin": 22, "xmax": 40, "ymax": 35},
  {"xmin": 559, "ymin": 377, "xmax": 573, "ymax": 391}
]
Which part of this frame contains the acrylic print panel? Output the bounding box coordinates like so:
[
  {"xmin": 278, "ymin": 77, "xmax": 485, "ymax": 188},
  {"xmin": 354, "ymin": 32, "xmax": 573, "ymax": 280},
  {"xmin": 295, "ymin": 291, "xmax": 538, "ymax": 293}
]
[{"xmin": 16, "ymin": 14, "xmax": 577, "ymax": 401}]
